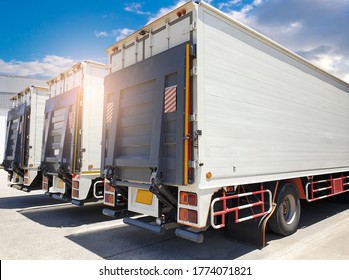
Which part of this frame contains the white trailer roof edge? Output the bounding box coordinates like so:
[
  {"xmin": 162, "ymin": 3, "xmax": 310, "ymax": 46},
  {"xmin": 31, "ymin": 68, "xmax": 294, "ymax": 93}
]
[
  {"xmin": 9, "ymin": 85, "xmax": 49, "ymax": 101},
  {"xmin": 106, "ymin": 0, "xmax": 348, "ymax": 89},
  {"xmin": 105, "ymin": 0, "xmax": 194, "ymax": 54},
  {"xmin": 47, "ymin": 60, "xmax": 107, "ymax": 85}
]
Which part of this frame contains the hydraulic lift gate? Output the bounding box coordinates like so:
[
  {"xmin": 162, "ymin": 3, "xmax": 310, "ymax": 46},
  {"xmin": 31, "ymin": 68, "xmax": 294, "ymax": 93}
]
[
  {"xmin": 3, "ymin": 103, "xmax": 26, "ymax": 173},
  {"xmin": 103, "ymin": 43, "xmax": 189, "ymax": 186},
  {"xmin": 41, "ymin": 87, "xmax": 81, "ymax": 175}
]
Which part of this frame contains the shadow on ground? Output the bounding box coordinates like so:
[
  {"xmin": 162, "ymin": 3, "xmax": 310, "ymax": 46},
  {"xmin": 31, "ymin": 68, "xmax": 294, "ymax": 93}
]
[
  {"xmin": 66, "ymin": 198, "xmax": 349, "ymax": 260},
  {"xmin": 0, "ymin": 193, "xmax": 65, "ymax": 210},
  {"xmin": 18, "ymin": 202, "xmax": 121, "ymax": 228},
  {"xmin": 66, "ymin": 224, "xmax": 257, "ymax": 260}
]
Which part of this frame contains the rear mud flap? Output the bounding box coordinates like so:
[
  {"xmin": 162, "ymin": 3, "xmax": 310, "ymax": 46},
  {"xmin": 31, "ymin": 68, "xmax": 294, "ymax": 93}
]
[{"xmin": 227, "ymin": 204, "xmax": 276, "ymax": 248}]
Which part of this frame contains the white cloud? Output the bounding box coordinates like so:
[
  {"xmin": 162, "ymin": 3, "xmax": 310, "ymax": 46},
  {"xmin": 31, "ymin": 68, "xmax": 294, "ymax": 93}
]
[
  {"xmin": 253, "ymin": 0, "xmax": 263, "ymax": 5},
  {"xmin": 125, "ymin": 3, "xmax": 151, "ymax": 15},
  {"xmin": 147, "ymin": 0, "xmax": 188, "ymax": 24},
  {"xmin": 311, "ymin": 54, "xmax": 343, "ymax": 73},
  {"xmin": 220, "ymin": 0, "xmax": 265, "ymax": 26},
  {"xmin": 0, "ymin": 55, "xmax": 75, "ymax": 78},
  {"xmin": 94, "ymin": 28, "xmax": 134, "ymax": 42},
  {"xmin": 218, "ymin": 0, "xmax": 242, "ymax": 10},
  {"xmin": 297, "ymin": 47, "xmax": 349, "ymax": 82},
  {"xmin": 95, "ymin": 31, "xmax": 109, "ymax": 38},
  {"xmin": 112, "ymin": 28, "xmax": 135, "ymax": 41}
]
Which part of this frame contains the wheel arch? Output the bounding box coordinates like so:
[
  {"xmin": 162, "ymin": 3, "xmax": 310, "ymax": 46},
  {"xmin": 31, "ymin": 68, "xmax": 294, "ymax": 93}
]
[{"xmin": 276, "ymin": 178, "xmax": 305, "ymax": 201}]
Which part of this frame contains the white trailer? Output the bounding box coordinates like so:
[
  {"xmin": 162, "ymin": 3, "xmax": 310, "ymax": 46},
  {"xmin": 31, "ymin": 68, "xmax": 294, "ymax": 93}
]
[
  {"xmin": 2, "ymin": 86, "xmax": 49, "ymax": 191},
  {"xmin": 41, "ymin": 61, "xmax": 108, "ymax": 206},
  {"xmin": 101, "ymin": 1, "xmax": 349, "ymax": 246}
]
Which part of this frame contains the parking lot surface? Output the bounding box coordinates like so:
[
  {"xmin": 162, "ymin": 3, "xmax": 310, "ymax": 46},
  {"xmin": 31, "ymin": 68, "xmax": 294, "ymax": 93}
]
[{"xmin": 1, "ymin": 169, "xmax": 349, "ymax": 260}]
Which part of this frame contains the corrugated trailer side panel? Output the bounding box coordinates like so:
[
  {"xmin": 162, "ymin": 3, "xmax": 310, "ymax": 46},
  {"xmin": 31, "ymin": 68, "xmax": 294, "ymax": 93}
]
[
  {"xmin": 28, "ymin": 87, "xmax": 49, "ymax": 167},
  {"xmin": 197, "ymin": 5, "xmax": 349, "ymax": 188},
  {"xmin": 80, "ymin": 63, "xmax": 108, "ymax": 172}
]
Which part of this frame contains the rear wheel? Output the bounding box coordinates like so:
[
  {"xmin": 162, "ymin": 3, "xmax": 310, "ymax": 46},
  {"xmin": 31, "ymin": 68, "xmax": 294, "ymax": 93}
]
[{"xmin": 268, "ymin": 183, "xmax": 301, "ymax": 236}]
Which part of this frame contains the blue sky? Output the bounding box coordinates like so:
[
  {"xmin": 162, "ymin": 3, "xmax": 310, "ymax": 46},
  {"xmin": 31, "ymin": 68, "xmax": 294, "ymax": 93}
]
[{"xmin": 0, "ymin": 0, "xmax": 348, "ymax": 82}]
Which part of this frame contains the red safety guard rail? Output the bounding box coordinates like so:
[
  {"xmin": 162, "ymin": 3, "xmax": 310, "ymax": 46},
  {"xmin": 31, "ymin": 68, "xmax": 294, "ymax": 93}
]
[
  {"xmin": 305, "ymin": 175, "xmax": 349, "ymax": 202},
  {"xmin": 210, "ymin": 188, "xmax": 272, "ymax": 229}
]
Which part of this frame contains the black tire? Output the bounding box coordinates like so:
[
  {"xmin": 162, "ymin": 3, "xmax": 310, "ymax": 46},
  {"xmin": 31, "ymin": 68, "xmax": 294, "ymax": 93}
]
[{"xmin": 268, "ymin": 183, "xmax": 301, "ymax": 236}]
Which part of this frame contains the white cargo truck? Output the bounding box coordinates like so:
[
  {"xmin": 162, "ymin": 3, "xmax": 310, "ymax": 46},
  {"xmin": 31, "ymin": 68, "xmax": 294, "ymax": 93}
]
[
  {"xmin": 41, "ymin": 61, "xmax": 109, "ymax": 206},
  {"xmin": 2, "ymin": 86, "xmax": 49, "ymax": 191},
  {"xmin": 101, "ymin": 1, "xmax": 349, "ymax": 246}
]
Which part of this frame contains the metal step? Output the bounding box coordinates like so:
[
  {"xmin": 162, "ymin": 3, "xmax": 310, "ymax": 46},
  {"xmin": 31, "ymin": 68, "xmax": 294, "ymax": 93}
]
[
  {"xmin": 175, "ymin": 227, "xmax": 204, "ymax": 243},
  {"xmin": 123, "ymin": 217, "xmax": 166, "ymax": 235}
]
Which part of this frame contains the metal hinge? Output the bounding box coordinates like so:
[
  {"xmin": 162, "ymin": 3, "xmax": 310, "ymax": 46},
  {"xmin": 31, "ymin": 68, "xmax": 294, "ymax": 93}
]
[
  {"xmin": 188, "ymin": 160, "xmax": 198, "ymax": 169},
  {"xmin": 190, "ymin": 22, "xmax": 197, "ymax": 31},
  {"xmin": 189, "ymin": 114, "xmax": 198, "ymax": 122},
  {"xmin": 190, "ymin": 44, "xmax": 197, "ymax": 57},
  {"xmin": 191, "ymin": 66, "xmax": 197, "ymax": 76},
  {"xmin": 150, "ymin": 170, "xmax": 158, "ymax": 183}
]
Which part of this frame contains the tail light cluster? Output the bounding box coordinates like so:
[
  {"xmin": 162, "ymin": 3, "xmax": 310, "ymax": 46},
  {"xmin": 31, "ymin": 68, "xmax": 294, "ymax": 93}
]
[
  {"xmin": 72, "ymin": 179, "xmax": 79, "ymax": 199},
  {"xmin": 104, "ymin": 180, "xmax": 115, "ymax": 206},
  {"xmin": 24, "ymin": 171, "xmax": 29, "ymax": 185},
  {"xmin": 179, "ymin": 191, "xmax": 198, "ymax": 224},
  {"xmin": 42, "ymin": 175, "xmax": 49, "ymax": 191},
  {"xmin": 180, "ymin": 191, "xmax": 197, "ymax": 206}
]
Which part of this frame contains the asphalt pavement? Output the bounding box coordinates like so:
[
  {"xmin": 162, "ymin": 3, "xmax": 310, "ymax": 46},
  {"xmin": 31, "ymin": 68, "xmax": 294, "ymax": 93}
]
[{"xmin": 0, "ymin": 168, "xmax": 349, "ymax": 260}]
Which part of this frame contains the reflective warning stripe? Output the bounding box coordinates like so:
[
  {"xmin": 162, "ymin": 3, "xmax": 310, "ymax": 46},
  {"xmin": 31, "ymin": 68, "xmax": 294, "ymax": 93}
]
[
  {"xmin": 68, "ymin": 111, "xmax": 74, "ymax": 129},
  {"xmin": 106, "ymin": 102, "xmax": 113, "ymax": 123},
  {"xmin": 164, "ymin": 85, "xmax": 177, "ymax": 113}
]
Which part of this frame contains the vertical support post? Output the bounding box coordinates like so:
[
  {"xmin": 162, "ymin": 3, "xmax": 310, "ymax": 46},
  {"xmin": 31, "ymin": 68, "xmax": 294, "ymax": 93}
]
[
  {"xmin": 261, "ymin": 184, "xmax": 265, "ymax": 214},
  {"xmin": 73, "ymin": 88, "xmax": 81, "ymax": 173},
  {"xmin": 184, "ymin": 44, "xmax": 190, "ymax": 185}
]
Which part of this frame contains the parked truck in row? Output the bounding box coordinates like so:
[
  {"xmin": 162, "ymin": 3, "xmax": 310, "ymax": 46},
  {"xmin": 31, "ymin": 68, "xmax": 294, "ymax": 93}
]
[
  {"xmin": 2, "ymin": 86, "xmax": 49, "ymax": 192},
  {"xmin": 100, "ymin": 0, "xmax": 349, "ymax": 246},
  {"xmin": 41, "ymin": 61, "xmax": 109, "ymax": 206}
]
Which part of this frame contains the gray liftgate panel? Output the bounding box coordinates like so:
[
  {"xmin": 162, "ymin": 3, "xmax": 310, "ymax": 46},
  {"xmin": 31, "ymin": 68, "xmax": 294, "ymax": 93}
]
[
  {"xmin": 103, "ymin": 43, "xmax": 188, "ymax": 185},
  {"xmin": 2, "ymin": 103, "xmax": 26, "ymax": 171},
  {"xmin": 41, "ymin": 87, "xmax": 80, "ymax": 174},
  {"xmin": 22, "ymin": 105, "xmax": 31, "ymax": 167}
]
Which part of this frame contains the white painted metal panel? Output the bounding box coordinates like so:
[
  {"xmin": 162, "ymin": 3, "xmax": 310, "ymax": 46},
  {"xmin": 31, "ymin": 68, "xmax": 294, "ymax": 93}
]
[
  {"xmin": 197, "ymin": 7, "xmax": 349, "ymax": 188},
  {"xmin": 124, "ymin": 43, "xmax": 136, "ymax": 68},
  {"xmin": 111, "ymin": 51, "xmax": 123, "ymax": 72},
  {"xmin": 80, "ymin": 66, "xmax": 107, "ymax": 172},
  {"xmin": 29, "ymin": 88, "xmax": 49, "ymax": 167},
  {"xmin": 169, "ymin": 16, "xmax": 191, "ymax": 49},
  {"xmin": 152, "ymin": 29, "xmax": 168, "ymax": 57},
  {"xmin": 107, "ymin": 2, "xmax": 195, "ymax": 73},
  {"xmin": 0, "ymin": 110, "xmax": 6, "ymax": 163},
  {"xmin": 128, "ymin": 187, "xmax": 159, "ymax": 217},
  {"xmin": 49, "ymin": 67, "xmax": 83, "ymax": 97},
  {"xmin": 144, "ymin": 35, "xmax": 152, "ymax": 60}
]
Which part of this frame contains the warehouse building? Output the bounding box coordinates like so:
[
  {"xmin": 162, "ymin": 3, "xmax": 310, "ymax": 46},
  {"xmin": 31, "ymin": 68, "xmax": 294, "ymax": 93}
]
[{"xmin": 0, "ymin": 75, "xmax": 48, "ymax": 163}]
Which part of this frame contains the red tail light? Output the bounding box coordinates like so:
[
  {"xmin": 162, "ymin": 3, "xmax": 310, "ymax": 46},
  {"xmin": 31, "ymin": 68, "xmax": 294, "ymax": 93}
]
[
  {"xmin": 179, "ymin": 208, "xmax": 198, "ymax": 224},
  {"xmin": 180, "ymin": 191, "xmax": 197, "ymax": 206}
]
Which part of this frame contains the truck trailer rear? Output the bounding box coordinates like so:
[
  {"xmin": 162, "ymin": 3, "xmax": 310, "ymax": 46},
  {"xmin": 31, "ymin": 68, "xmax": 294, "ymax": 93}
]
[
  {"xmin": 101, "ymin": 1, "xmax": 349, "ymax": 246},
  {"xmin": 41, "ymin": 61, "xmax": 108, "ymax": 206},
  {"xmin": 2, "ymin": 86, "xmax": 49, "ymax": 191}
]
